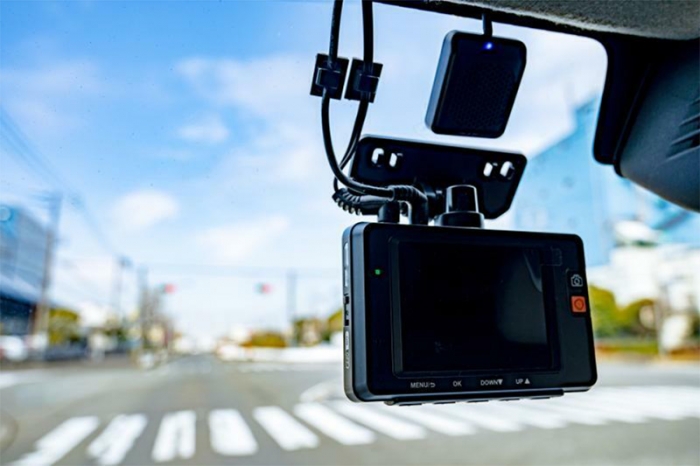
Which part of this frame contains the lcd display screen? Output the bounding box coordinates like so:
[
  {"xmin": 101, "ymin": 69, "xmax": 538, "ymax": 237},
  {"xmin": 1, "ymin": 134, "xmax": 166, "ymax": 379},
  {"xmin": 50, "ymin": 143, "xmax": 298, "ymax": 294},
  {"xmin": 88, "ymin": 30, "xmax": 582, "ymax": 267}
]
[{"xmin": 393, "ymin": 241, "xmax": 552, "ymax": 374}]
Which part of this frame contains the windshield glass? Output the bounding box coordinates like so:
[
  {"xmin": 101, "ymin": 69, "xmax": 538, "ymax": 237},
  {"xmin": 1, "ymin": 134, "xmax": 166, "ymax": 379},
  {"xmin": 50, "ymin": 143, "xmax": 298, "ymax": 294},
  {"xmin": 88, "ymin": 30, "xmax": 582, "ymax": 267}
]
[{"xmin": 1, "ymin": 2, "xmax": 698, "ymax": 465}]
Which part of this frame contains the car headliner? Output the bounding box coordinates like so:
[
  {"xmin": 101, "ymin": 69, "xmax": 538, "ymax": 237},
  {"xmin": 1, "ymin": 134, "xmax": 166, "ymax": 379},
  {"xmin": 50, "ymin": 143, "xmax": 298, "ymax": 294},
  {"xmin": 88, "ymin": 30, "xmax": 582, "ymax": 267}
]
[{"xmin": 437, "ymin": 0, "xmax": 700, "ymax": 40}]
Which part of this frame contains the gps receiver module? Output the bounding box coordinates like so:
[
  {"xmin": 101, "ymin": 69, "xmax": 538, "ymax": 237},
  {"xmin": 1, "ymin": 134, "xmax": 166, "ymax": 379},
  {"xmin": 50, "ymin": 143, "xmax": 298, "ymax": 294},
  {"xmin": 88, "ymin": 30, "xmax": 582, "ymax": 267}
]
[{"xmin": 310, "ymin": 0, "xmax": 597, "ymax": 405}]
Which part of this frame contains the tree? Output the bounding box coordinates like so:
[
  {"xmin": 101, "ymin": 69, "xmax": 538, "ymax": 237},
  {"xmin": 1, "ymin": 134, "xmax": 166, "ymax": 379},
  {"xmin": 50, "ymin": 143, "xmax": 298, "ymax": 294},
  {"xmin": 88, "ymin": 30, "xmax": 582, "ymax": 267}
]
[
  {"xmin": 48, "ymin": 307, "xmax": 81, "ymax": 345},
  {"xmin": 242, "ymin": 331, "xmax": 287, "ymax": 348}
]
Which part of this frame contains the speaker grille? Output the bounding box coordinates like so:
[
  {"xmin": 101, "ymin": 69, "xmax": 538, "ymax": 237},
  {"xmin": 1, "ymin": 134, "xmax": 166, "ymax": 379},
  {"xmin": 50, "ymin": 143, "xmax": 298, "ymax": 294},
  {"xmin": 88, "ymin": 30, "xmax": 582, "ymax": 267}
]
[{"xmin": 441, "ymin": 61, "xmax": 517, "ymax": 136}]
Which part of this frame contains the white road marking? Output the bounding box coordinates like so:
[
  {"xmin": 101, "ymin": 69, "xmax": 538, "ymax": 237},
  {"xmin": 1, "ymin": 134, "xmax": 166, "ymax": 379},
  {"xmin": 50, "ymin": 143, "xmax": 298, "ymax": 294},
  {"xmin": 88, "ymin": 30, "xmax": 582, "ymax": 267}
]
[
  {"xmin": 557, "ymin": 395, "xmax": 648, "ymax": 423},
  {"xmin": 534, "ymin": 399, "xmax": 610, "ymax": 425},
  {"xmin": 151, "ymin": 410, "xmax": 196, "ymax": 462},
  {"xmin": 0, "ymin": 371, "xmax": 47, "ymax": 390},
  {"xmin": 649, "ymin": 387, "xmax": 700, "ymax": 414},
  {"xmin": 87, "ymin": 414, "xmax": 147, "ymax": 465},
  {"xmin": 7, "ymin": 385, "xmax": 700, "ymax": 464},
  {"xmin": 253, "ymin": 406, "xmax": 319, "ymax": 451},
  {"xmin": 299, "ymin": 380, "xmax": 342, "ymax": 403},
  {"xmin": 11, "ymin": 416, "xmax": 99, "ymax": 466},
  {"xmin": 383, "ymin": 405, "xmax": 476, "ymax": 436},
  {"xmin": 294, "ymin": 403, "xmax": 376, "ymax": 445},
  {"xmin": 633, "ymin": 386, "xmax": 700, "ymax": 415},
  {"xmin": 474, "ymin": 402, "xmax": 568, "ymax": 429},
  {"xmin": 594, "ymin": 388, "xmax": 692, "ymax": 420},
  {"xmin": 330, "ymin": 402, "xmax": 427, "ymax": 440},
  {"xmin": 209, "ymin": 410, "xmax": 258, "ymax": 456},
  {"xmin": 432, "ymin": 404, "xmax": 523, "ymax": 432}
]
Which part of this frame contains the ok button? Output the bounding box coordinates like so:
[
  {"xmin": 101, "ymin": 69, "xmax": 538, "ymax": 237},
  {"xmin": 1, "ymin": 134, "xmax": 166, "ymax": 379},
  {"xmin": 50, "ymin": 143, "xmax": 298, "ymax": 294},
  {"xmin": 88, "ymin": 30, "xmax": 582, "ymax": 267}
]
[{"xmin": 452, "ymin": 380, "xmax": 463, "ymax": 388}]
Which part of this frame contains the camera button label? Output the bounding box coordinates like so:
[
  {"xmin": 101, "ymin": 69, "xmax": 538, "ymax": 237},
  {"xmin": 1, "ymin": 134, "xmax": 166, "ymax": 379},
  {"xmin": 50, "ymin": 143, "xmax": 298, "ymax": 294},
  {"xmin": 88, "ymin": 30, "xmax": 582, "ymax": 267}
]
[
  {"xmin": 479, "ymin": 378, "xmax": 504, "ymax": 387},
  {"xmin": 409, "ymin": 381, "xmax": 436, "ymax": 390},
  {"xmin": 568, "ymin": 272, "xmax": 585, "ymax": 288},
  {"xmin": 571, "ymin": 296, "xmax": 587, "ymax": 313}
]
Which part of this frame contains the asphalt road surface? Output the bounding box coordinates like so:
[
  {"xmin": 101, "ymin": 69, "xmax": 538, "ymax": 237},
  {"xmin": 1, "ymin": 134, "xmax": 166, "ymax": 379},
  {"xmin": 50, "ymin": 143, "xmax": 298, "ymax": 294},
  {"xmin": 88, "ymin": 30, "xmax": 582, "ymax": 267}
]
[{"xmin": 1, "ymin": 355, "xmax": 698, "ymax": 466}]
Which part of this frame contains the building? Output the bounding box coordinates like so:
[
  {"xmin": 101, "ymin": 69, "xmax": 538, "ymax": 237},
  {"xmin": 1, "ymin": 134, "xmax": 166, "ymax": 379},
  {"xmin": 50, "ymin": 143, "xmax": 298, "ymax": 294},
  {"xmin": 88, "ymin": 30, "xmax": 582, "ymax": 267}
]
[
  {"xmin": 0, "ymin": 205, "xmax": 47, "ymax": 336},
  {"xmin": 513, "ymin": 100, "xmax": 700, "ymax": 325},
  {"xmin": 513, "ymin": 99, "xmax": 700, "ymax": 267}
]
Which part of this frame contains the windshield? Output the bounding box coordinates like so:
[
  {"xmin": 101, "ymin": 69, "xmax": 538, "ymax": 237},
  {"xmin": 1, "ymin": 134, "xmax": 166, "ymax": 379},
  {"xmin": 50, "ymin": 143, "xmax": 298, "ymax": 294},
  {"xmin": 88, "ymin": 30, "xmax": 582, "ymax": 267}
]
[{"xmin": 1, "ymin": 2, "xmax": 698, "ymax": 465}]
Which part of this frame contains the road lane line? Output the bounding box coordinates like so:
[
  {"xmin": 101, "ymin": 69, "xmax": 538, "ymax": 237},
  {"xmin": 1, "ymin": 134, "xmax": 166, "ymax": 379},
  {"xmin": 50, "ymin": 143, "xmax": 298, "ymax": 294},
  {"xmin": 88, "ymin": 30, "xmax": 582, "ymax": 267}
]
[
  {"xmin": 594, "ymin": 388, "xmax": 690, "ymax": 420},
  {"xmin": 87, "ymin": 414, "xmax": 147, "ymax": 465},
  {"xmin": 634, "ymin": 387, "xmax": 700, "ymax": 415},
  {"xmin": 473, "ymin": 403, "xmax": 568, "ymax": 429},
  {"xmin": 533, "ymin": 399, "xmax": 610, "ymax": 425},
  {"xmin": 209, "ymin": 410, "xmax": 258, "ymax": 456},
  {"xmin": 330, "ymin": 402, "xmax": 427, "ymax": 440},
  {"xmin": 11, "ymin": 416, "xmax": 99, "ymax": 466},
  {"xmin": 559, "ymin": 394, "xmax": 650, "ymax": 423},
  {"xmin": 253, "ymin": 406, "xmax": 319, "ymax": 451},
  {"xmin": 294, "ymin": 403, "xmax": 376, "ymax": 445},
  {"xmin": 431, "ymin": 404, "xmax": 524, "ymax": 432},
  {"xmin": 382, "ymin": 405, "xmax": 476, "ymax": 436},
  {"xmin": 151, "ymin": 411, "xmax": 196, "ymax": 462}
]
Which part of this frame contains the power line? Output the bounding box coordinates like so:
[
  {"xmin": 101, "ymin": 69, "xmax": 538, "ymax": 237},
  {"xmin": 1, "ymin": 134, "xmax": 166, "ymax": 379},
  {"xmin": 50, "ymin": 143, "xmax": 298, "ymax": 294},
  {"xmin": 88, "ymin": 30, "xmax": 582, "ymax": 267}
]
[
  {"xmin": 57, "ymin": 258, "xmax": 110, "ymax": 300},
  {"xmin": 0, "ymin": 109, "xmax": 70, "ymax": 189},
  {"xmin": 0, "ymin": 108, "xmax": 121, "ymax": 256}
]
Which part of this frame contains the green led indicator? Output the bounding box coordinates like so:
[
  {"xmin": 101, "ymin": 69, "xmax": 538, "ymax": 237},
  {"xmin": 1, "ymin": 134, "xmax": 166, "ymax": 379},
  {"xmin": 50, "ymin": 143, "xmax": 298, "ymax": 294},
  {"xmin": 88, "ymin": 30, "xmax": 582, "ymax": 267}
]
[{"xmin": 374, "ymin": 268, "xmax": 383, "ymax": 276}]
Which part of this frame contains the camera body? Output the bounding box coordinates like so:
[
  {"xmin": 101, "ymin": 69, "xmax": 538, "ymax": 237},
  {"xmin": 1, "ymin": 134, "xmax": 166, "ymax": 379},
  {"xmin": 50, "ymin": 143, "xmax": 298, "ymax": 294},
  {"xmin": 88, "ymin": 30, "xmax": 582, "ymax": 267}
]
[{"xmin": 343, "ymin": 222, "xmax": 597, "ymax": 405}]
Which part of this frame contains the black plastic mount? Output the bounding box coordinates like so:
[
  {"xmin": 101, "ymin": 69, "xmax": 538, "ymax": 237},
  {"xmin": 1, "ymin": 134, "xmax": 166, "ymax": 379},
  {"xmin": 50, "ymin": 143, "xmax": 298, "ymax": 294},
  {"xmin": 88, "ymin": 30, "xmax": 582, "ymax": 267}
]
[
  {"xmin": 345, "ymin": 59, "xmax": 383, "ymax": 102},
  {"xmin": 350, "ymin": 136, "xmax": 526, "ymax": 220},
  {"xmin": 310, "ymin": 54, "xmax": 349, "ymax": 100},
  {"xmin": 435, "ymin": 185, "xmax": 485, "ymax": 228}
]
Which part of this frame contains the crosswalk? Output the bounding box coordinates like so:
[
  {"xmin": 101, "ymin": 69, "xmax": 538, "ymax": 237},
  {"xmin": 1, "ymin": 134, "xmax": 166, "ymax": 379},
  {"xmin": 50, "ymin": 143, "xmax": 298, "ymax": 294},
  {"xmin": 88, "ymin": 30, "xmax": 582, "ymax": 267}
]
[{"xmin": 9, "ymin": 386, "xmax": 700, "ymax": 465}]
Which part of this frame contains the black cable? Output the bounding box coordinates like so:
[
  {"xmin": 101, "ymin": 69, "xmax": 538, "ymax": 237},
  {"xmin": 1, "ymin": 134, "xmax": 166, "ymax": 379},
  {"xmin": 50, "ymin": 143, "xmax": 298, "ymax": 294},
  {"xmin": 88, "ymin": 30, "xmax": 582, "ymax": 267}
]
[
  {"xmin": 328, "ymin": 0, "xmax": 343, "ymax": 62},
  {"xmin": 329, "ymin": 0, "xmax": 373, "ymax": 192},
  {"xmin": 339, "ymin": 0, "xmax": 374, "ymax": 170},
  {"xmin": 322, "ymin": 93, "xmax": 392, "ymax": 197},
  {"xmin": 482, "ymin": 12, "xmax": 493, "ymax": 37},
  {"xmin": 361, "ymin": 0, "xmax": 374, "ymax": 64},
  {"xmin": 322, "ymin": 0, "xmax": 428, "ymax": 214},
  {"xmin": 333, "ymin": 101, "xmax": 368, "ymax": 192}
]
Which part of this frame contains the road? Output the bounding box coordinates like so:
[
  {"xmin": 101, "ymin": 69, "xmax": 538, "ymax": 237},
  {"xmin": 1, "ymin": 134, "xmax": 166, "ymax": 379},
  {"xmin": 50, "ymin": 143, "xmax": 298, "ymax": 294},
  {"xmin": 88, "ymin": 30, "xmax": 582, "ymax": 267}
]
[{"xmin": 0, "ymin": 355, "xmax": 698, "ymax": 466}]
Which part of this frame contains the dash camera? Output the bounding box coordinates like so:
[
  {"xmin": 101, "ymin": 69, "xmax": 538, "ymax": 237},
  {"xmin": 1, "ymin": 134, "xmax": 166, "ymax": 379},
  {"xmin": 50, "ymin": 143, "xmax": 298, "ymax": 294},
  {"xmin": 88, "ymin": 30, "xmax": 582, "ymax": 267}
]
[
  {"xmin": 342, "ymin": 223, "xmax": 597, "ymax": 405},
  {"xmin": 310, "ymin": 1, "xmax": 596, "ymax": 406}
]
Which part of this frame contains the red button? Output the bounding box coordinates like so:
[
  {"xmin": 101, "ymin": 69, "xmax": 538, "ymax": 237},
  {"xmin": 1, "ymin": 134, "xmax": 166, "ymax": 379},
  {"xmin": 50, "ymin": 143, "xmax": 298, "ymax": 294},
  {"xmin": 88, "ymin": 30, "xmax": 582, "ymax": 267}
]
[{"xmin": 571, "ymin": 296, "xmax": 587, "ymax": 313}]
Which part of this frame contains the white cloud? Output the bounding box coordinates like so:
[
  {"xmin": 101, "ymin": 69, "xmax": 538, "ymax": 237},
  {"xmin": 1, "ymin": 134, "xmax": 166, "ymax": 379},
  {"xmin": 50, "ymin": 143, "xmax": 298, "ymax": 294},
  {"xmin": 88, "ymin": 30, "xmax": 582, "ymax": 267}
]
[
  {"xmin": 0, "ymin": 60, "xmax": 104, "ymax": 134},
  {"xmin": 177, "ymin": 114, "xmax": 229, "ymax": 144},
  {"xmin": 176, "ymin": 56, "xmax": 311, "ymax": 121},
  {"xmin": 176, "ymin": 55, "xmax": 325, "ymax": 184},
  {"xmin": 196, "ymin": 215, "xmax": 291, "ymax": 263},
  {"xmin": 111, "ymin": 189, "xmax": 180, "ymax": 233}
]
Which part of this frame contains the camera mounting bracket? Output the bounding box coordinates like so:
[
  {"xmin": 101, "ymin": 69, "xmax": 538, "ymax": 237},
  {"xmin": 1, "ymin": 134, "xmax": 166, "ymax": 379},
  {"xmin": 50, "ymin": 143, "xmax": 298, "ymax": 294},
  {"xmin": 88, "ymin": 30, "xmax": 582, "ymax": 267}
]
[{"xmin": 347, "ymin": 135, "xmax": 526, "ymax": 225}]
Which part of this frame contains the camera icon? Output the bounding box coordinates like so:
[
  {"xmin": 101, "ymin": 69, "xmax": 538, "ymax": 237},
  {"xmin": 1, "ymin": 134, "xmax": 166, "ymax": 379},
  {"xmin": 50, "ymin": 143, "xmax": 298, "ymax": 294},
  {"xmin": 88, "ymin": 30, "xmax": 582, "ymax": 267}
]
[{"xmin": 570, "ymin": 274, "xmax": 584, "ymax": 288}]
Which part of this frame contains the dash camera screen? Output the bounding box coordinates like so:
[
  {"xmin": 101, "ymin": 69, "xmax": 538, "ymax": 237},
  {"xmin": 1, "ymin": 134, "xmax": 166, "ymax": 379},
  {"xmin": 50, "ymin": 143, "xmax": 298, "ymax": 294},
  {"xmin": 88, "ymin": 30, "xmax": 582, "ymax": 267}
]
[{"xmin": 394, "ymin": 241, "xmax": 552, "ymax": 374}]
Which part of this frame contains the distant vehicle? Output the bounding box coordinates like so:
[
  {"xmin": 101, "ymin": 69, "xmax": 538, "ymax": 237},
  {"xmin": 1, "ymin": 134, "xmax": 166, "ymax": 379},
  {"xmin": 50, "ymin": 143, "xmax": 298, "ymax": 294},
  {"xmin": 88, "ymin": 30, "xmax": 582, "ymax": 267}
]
[{"xmin": 0, "ymin": 336, "xmax": 29, "ymax": 362}]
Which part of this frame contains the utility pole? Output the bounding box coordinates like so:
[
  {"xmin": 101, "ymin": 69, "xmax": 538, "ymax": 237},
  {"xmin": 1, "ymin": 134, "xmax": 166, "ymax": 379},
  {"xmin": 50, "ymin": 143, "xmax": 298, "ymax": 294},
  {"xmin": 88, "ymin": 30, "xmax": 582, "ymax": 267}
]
[
  {"xmin": 137, "ymin": 266, "xmax": 149, "ymax": 351},
  {"xmin": 33, "ymin": 193, "xmax": 62, "ymax": 352},
  {"xmin": 286, "ymin": 268, "xmax": 298, "ymax": 324},
  {"xmin": 111, "ymin": 256, "xmax": 131, "ymax": 319}
]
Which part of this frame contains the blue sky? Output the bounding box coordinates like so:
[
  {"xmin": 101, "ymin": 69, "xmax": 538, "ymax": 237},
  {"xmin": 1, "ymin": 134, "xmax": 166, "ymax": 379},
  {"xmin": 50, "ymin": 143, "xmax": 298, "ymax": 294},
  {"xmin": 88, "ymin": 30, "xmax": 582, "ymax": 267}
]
[{"xmin": 0, "ymin": 1, "xmax": 607, "ymax": 338}]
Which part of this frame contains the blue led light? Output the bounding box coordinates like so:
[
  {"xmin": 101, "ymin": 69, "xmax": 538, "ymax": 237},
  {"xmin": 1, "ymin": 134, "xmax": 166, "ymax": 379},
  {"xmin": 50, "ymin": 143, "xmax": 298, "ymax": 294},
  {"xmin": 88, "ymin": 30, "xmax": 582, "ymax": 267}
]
[{"xmin": 483, "ymin": 42, "xmax": 494, "ymax": 51}]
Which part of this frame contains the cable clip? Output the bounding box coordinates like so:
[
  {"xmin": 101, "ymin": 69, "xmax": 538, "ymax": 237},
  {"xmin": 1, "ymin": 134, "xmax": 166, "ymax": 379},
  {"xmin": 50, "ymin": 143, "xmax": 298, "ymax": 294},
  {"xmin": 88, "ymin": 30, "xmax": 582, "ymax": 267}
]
[
  {"xmin": 344, "ymin": 59, "xmax": 383, "ymax": 103},
  {"xmin": 310, "ymin": 53, "xmax": 349, "ymax": 100}
]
